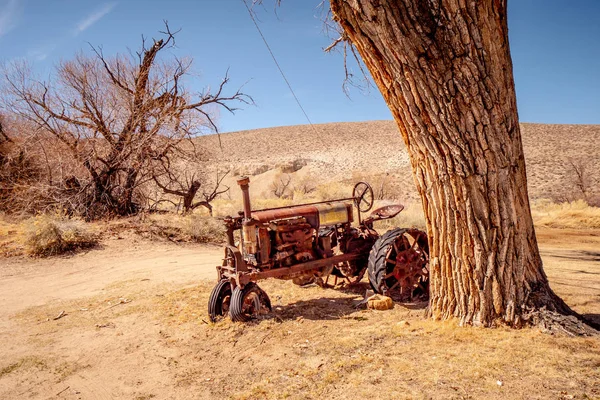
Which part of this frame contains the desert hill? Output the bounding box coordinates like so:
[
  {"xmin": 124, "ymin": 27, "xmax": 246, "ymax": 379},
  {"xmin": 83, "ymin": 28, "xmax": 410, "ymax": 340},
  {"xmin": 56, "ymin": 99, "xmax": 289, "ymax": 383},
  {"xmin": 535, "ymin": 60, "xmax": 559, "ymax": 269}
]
[{"xmin": 197, "ymin": 121, "xmax": 599, "ymax": 201}]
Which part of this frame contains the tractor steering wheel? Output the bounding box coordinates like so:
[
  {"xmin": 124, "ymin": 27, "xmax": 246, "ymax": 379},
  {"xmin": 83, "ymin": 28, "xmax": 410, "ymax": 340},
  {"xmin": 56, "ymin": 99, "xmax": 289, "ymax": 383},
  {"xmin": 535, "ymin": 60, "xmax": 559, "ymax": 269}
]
[{"xmin": 353, "ymin": 182, "xmax": 374, "ymax": 213}]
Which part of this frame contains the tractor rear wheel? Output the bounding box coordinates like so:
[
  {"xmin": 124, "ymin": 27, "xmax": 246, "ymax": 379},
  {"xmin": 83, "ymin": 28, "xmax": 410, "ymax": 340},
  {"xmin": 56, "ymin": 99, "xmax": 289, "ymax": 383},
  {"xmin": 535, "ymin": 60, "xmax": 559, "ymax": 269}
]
[
  {"xmin": 230, "ymin": 283, "xmax": 272, "ymax": 322},
  {"xmin": 367, "ymin": 228, "xmax": 429, "ymax": 298}
]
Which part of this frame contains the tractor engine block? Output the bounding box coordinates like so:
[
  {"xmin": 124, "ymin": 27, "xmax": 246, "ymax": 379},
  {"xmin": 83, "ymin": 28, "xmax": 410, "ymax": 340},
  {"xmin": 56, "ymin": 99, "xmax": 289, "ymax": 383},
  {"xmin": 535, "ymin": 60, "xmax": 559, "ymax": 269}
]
[{"xmin": 269, "ymin": 216, "xmax": 316, "ymax": 266}]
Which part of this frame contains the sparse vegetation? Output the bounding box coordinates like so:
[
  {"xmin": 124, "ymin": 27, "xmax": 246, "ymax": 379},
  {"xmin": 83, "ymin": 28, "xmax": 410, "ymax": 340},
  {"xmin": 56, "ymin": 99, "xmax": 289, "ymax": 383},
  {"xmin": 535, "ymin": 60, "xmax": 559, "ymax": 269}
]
[
  {"xmin": 270, "ymin": 172, "xmax": 293, "ymax": 199},
  {"xmin": 8, "ymin": 231, "xmax": 595, "ymax": 400},
  {"xmin": 22, "ymin": 214, "xmax": 98, "ymax": 256},
  {"xmin": 135, "ymin": 213, "xmax": 225, "ymax": 244},
  {"xmin": 315, "ymin": 181, "xmax": 352, "ymax": 201},
  {"xmin": 293, "ymin": 174, "xmax": 317, "ymax": 197},
  {"xmin": 532, "ymin": 199, "xmax": 600, "ymax": 229},
  {"xmin": 372, "ymin": 201, "xmax": 427, "ymax": 230}
]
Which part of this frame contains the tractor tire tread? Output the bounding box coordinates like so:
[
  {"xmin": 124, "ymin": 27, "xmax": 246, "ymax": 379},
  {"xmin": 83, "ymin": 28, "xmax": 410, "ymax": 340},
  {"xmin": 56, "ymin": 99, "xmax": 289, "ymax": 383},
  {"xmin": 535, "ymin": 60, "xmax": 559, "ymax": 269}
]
[
  {"xmin": 208, "ymin": 280, "xmax": 232, "ymax": 322},
  {"xmin": 367, "ymin": 228, "xmax": 408, "ymax": 294},
  {"xmin": 230, "ymin": 282, "xmax": 270, "ymax": 322}
]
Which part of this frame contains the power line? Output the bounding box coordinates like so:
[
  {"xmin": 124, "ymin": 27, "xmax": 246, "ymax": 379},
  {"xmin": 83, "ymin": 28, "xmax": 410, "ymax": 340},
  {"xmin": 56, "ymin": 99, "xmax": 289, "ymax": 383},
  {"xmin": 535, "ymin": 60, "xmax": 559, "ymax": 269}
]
[{"xmin": 241, "ymin": 0, "xmax": 321, "ymax": 135}]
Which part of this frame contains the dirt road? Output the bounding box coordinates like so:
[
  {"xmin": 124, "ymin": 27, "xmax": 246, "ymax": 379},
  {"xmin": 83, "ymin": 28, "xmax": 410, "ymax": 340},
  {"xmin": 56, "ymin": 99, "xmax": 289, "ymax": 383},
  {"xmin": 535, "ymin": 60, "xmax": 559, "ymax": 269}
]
[{"xmin": 0, "ymin": 238, "xmax": 222, "ymax": 318}]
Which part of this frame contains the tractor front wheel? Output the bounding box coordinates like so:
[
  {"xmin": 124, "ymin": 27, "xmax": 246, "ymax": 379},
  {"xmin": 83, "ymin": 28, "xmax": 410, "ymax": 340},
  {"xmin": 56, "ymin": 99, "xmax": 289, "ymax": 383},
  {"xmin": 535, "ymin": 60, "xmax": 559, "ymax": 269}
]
[
  {"xmin": 230, "ymin": 283, "xmax": 272, "ymax": 322},
  {"xmin": 208, "ymin": 280, "xmax": 232, "ymax": 322}
]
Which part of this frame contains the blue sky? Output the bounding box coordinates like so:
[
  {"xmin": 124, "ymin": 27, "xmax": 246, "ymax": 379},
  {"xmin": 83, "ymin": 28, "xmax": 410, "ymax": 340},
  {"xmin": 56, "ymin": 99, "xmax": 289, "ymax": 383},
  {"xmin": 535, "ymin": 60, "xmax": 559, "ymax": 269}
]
[{"xmin": 1, "ymin": 0, "xmax": 599, "ymax": 132}]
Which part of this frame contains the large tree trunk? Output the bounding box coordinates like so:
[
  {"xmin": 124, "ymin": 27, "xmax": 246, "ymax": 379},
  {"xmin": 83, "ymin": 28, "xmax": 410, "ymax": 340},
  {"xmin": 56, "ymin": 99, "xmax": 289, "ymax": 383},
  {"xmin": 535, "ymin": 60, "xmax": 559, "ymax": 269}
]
[{"xmin": 330, "ymin": 0, "xmax": 572, "ymax": 326}]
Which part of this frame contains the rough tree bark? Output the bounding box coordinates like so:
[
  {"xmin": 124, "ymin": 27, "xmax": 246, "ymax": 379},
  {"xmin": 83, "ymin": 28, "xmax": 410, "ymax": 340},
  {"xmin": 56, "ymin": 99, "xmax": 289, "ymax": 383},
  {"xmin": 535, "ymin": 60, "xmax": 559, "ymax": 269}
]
[{"xmin": 330, "ymin": 0, "xmax": 574, "ymax": 326}]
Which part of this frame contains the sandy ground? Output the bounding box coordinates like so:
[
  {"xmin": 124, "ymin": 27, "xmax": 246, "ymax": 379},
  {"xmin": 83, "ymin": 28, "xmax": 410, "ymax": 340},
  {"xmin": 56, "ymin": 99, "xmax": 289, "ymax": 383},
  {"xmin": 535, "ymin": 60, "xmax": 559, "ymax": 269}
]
[
  {"xmin": 0, "ymin": 229, "xmax": 598, "ymax": 399},
  {"xmin": 0, "ymin": 238, "xmax": 221, "ymax": 320},
  {"xmin": 0, "ymin": 237, "xmax": 223, "ymax": 400}
]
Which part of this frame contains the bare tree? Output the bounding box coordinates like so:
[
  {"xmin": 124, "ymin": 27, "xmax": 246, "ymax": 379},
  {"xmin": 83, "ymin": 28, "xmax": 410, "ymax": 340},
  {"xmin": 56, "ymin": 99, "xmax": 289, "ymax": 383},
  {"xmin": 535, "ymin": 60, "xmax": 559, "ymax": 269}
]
[
  {"xmin": 152, "ymin": 156, "xmax": 230, "ymax": 215},
  {"xmin": 2, "ymin": 24, "xmax": 251, "ymax": 219},
  {"xmin": 271, "ymin": 173, "xmax": 292, "ymax": 198},
  {"xmin": 0, "ymin": 114, "xmax": 10, "ymax": 145},
  {"xmin": 567, "ymin": 158, "xmax": 593, "ymax": 202},
  {"xmin": 0, "ymin": 116, "xmax": 50, "ymax": 212}
]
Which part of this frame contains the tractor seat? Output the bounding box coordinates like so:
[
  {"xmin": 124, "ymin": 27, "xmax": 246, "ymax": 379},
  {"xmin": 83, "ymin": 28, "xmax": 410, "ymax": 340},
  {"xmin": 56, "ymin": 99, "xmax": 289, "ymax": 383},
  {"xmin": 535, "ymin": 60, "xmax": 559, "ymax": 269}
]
[{"xmin": 366, "ymin": 204, "xmax": 404, "ymax": 223}]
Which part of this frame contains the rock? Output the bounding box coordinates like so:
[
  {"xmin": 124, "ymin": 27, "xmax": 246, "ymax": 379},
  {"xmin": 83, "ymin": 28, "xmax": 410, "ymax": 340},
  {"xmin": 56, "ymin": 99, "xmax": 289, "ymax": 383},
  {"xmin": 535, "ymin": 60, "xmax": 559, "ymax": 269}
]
[
  {"xmin": 397, "ymin": 320, "xmax": 410, "ymax": 327},
  {"xmin": 367, "ymin": 294, "xmax": 394, "ymax": 310}
]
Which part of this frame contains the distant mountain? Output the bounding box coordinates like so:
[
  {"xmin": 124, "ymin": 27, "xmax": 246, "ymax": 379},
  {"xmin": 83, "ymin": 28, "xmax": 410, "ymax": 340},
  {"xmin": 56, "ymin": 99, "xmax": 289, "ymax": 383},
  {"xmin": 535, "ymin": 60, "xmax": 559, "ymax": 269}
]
[{"xmin": 197, "ymin": 121, "xmax": 599, "ymax": 201}]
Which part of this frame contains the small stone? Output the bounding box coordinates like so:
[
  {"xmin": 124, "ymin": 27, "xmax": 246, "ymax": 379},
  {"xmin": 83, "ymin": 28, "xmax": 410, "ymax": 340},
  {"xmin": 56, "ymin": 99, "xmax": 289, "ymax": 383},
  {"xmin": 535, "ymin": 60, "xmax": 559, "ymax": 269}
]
[
  {"xmin": 367, "ymin": 294, "xmax": 394, "ymax": 310},
  {"xmin": 397, "ymin": 320, "xmax": 410, "ymax": 327},
  {"xmin": 497, "ymin": 380, "xmax": 503, "ymax": 387}
]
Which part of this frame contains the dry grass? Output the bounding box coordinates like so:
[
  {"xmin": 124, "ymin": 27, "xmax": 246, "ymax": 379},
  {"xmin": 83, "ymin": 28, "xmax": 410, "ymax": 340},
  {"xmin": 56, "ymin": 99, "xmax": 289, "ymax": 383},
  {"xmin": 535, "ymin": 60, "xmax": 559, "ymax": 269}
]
[
  {"xmin": 21, "ymin": 214, "xmax": 98, "ymax": 257},
  {"xmin": 0, "ymin": 213, "xmax": 25, "ymax": 256},
  {"xmin": 532, "ymin": 199, "xmax": 600, "ymax": 229},
  {"xmin": 132, "ymin": 213, "xmax": 226, "ymax": 243},
  {"xmin": 372, "ymin": 200, "xmax": 427, "ymax": 230},
  {"xmin": 152, "ymin": 275, "xmax": 599, "ymax": 399}
]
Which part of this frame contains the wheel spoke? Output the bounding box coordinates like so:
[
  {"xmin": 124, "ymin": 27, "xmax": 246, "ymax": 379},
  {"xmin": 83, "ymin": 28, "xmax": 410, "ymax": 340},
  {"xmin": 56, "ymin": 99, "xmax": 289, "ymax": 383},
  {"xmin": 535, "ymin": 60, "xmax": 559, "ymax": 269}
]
[
  {"xmin": 392, "ymin": 241, "xmax": 400, "ymax": 255},
  {"xmin": 358, "ymin": 186, "xmax": 368, "ymax": 198}
]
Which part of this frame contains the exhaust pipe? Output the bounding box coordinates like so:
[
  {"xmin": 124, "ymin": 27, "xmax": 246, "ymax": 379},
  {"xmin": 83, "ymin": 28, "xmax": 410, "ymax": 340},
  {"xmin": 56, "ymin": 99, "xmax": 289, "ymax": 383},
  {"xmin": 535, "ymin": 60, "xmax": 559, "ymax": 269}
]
[
  {"xmin": 237, "ymin": 176, "xmax": 258, "ymax": 255},
  {"xmin": 237, "ymin": 176, "xmax": 252, "ymax": 220}
]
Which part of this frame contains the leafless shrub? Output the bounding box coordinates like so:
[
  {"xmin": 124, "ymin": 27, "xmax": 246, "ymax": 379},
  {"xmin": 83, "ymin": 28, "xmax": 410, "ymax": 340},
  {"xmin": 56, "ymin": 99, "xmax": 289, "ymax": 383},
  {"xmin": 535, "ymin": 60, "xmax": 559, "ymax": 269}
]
[
  {"xmin": 152, "ymin": 160, "xmax": 230, "ymax": 215},
  {"xmin": 294, "ymin": 174, "xmax": 317, "ymax": 196},
  {"xmin": 147, "ymin": 142, "xmax": 230, "ymax": 215},
  {"xmin": 0, "ymin": 116, "xmax": 55, "ymax": 214},
  {"xmin": 351, "ymin": 172, "xmax": 405, "ymax": 200},
  {"xmin": 271, "ymin": 172, "xmax": 293, "ymax": 198},
  {"xmin": 567, "ymin": 159, "xmax": 594, "ymax": 202},
  {"xmin": 252, "ymin": 164, "xmax": 270, "ymax": 175},
  {"xmin": 554, "ymin": 159, "xmax": 599, "ymax": 204},
  {"xmin": 587, "ymin": 195, "xmax": 600, "ymax": 208}
]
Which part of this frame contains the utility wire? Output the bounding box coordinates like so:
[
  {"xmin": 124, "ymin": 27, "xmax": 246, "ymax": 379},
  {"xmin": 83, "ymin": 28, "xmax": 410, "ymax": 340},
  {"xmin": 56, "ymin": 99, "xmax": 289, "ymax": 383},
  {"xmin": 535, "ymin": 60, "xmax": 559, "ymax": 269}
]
[{"xmin": 241, "ymin": 0, "xmax": 320, "ymax": 136}]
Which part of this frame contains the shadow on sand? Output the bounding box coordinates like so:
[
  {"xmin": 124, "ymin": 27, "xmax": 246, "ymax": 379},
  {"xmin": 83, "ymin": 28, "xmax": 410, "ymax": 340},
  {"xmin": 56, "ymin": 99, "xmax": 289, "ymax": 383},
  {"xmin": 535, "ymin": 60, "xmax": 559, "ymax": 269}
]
[{"xmin": 265, "ymin": 281, "xmax": 428, "ymax": 322}]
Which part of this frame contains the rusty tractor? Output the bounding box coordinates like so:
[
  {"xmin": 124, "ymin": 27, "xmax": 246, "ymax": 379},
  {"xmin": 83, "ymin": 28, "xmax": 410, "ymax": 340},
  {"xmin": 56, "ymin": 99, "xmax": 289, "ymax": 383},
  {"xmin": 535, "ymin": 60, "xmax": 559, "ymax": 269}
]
[{"xmin": 208, "ymin": 177, "xmax": 430, "ymax": 322}]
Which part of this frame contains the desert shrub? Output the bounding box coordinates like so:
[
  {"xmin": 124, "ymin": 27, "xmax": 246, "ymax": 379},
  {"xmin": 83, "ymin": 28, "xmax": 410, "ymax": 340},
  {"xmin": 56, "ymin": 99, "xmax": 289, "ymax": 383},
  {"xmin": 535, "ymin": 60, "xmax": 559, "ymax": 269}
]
[
  {"xmin": 23, "ymin": 214, "xmax": 98, "ymax": 256},
  {"xmin": 587, "ymin": 194, "xmax": 600, "ymax": 208},
  {"xmin": 181, "ymin": 215, "xmax": 225, "ymax": 243},
  {"xmin": 531, "ymin": 199, "xmax": 600, "ymax": 229},
  {"xmin": 211, "ymin": 198, "xmax": 243, "ymax": 217},
  {"xmin": 350, "ymin": 171, "xmax": 409, "ymax": 200},
  {"xmin": 142, "ymin": 213, "xmax": 225, "ymax": 243},
  {"xmin": 270, "ymin": 173, "xmax": 293, "ymax": 199},
  {"xmin": 0, "ymin": 213, "xmax": 25, "ymax": 256},
  {"xmin": 315, "ymin": 181, "xmax": 352, "ymax": 201},
  {"xmin": 294, "ymin": 174, "xmax": 317, "ymax": 196}
]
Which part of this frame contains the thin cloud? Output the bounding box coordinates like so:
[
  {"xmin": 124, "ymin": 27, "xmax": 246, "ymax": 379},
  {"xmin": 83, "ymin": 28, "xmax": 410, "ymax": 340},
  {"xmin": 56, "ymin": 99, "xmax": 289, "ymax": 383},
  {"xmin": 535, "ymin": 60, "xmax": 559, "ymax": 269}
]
[
  {"xmin": 75, "ymin": 2, "xmax": 117, "ymax": 35},
  {"xmin": 27, "ymin": 44, "xmax": 56, "ymax": 61},
  {"xmin": 0, "ymin": 0, "xmax": 22, "ymax": 38}
]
